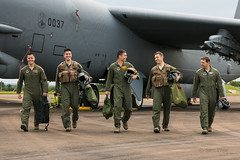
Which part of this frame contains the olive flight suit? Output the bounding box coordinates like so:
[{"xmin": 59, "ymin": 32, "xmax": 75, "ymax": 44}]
[
  {"xmin": 17, "ymin": 65, "xmax": 48, "ymax": 129},
  {"xmin": 55, "ymin": 61, "xmax": 89, "ymax": 129},
  {"xmin": 192, "ymin": 66, "xmax": 224, "ymax": 130},
  {"xmin": 146, "ymin": 64, "xmax": 182, "ymax": 130},
  {"xmin": 105, "ymin": 61, "xmax": 139, "ymax": 128}
]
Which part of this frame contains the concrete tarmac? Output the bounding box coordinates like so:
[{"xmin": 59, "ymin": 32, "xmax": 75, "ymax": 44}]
[{"xmin": 0, "ymin": 94, "xmax": 240, "ymax": 160}]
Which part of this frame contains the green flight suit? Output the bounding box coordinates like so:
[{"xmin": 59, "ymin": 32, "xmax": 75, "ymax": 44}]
[
  {"xmin": 105, "ymin": 61, "xmax": 139, "ymax": 128},
  {"xmin": 17, "ymin": 65, "xmax": 48, "ymax": 128},
  {"xmin": 55, "ymin": 61, "xmax": 87, "ymax": 129},
  {"xmin": 192, "ymin": 66, "xmax": 224, "ymax": 130},
  {"xmin": 146, "ymin": 64, "xmax": 182, "ymax": 130}
]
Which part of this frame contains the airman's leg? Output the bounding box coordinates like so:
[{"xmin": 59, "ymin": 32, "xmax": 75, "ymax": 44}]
[
  {"xmin": 61, "ymin": 85, "xmax": 71, "ymax": 130},
  {"xmin": 152, "ymin": 88, "xmax": 162, "ymax": 131},
  {"xmin": 208, "ymin": 97, "xmax": 217, "ymax": 129},
  {"xmin": 33, "ymin": 94, "xmax": 41, "ymax": 129},
  {"xmin": 199, "ymin": 93, "xmax": 209, "ymax": 134},
  {"xmin": 21, "ymin": 92, "xmax": 33, "ymax": 131},
  {"xmin": 162, "ymin": 87, "xmax": 171, "ymax": 130},
  {"xmin": 122, "ymin": 88, "xmax": 132, "ymax": 124},
  {"xmin": 71, "ymin": 85, "xmax": 79, "ymax": 128},
  {"xmin": 113, "ymin": 87, "xmax": 123, "ymax": 129}
]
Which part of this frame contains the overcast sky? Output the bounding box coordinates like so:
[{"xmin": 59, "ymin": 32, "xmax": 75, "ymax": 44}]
[{"xmin": 1, "ymin": 0, "xmax": 239, "ymax": 84}]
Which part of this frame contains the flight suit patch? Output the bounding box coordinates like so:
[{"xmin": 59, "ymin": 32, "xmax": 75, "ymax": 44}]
[
  {"xmin": 33, "ymin": 70, "xmax": 38, "ymax": 73},
  {"xmin": 117, "ymin": 67, "xmax": 120, "ymax": 71},
  {"xmin": 203, "ymin": 72, "xmax": 207, "ymax": 76},
  {"xmin": 121, "ymin": 66, "xmax": 126, "ymax": 69},
  {"xmin": 26, "ymin": 70, "xmax": 29, "ymax": 73}
]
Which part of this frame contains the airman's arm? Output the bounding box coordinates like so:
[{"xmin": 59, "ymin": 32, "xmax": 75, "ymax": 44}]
[
  {"xmin": 40, "ymin": 68, "xmax": 48, "ymax": 94},
  {"xmin": 16, "ymin": 70, "xmax": 24, "ymax": 94},
  {"xmin": 216, "ymin": 71, "xmax": 224, "ymax": 98},
  {"xmin": 130, "ymin": 63, "xmax": 140, "ymax": 80},
  {"xmin": 105, "ymin": 67, "xmax": 113, "ymax": 92},
  {"xmin": 171, "ymin": 66, "xmax": 182, "ymax": 82},
  {"xmin": 55, "ymin": 65, "xmax": 61, "ymax": 94},
  {"xmin": 145, "ymin": 69, "xmax": 153, "ymax": 98},
  {"xmin": 191, "ymin": 72, "xmax": 199, "ymax": 98}
]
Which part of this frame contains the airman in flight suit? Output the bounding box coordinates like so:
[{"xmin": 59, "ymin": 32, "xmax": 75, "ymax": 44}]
[
  {"xmin": 55, "ymin": 48, "xmax": 91, "ymax": 132},
  {"xmin": 105, "ymin": 49, "xmax": 139, "ymax": 133},
  {"xmin": 146, "ymin": 51, "xmax": 181, "ymax": 133},
  {"xmin": 17, "ymin": 52, "xmax": 48, "ymax": 132},
  {"xmin": 192, "ymin": 56, "xmax": 224, "ymax": 134}
]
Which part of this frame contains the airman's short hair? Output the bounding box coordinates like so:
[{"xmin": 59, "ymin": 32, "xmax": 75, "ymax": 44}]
[
  {"xmin": 27, "ymin": 52, "xmax": 34, "ymax": 56},
  {"xmin": 201, "ymin": 56, "xmax": 210, "ymax": 63},
  {"xmin": 154, "ymin": 51, "xmax": 164, "ymax": 57},
  {"xmin": 117, "ymin": 49, "xmax": 126, "ymax": 58},
  {"xmin": 64, "ymin": 48, "xmax": 72, "ymax": 53}
]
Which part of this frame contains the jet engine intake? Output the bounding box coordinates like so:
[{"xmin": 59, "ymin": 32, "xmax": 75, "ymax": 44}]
[{"xmin": 0, "ymin": 51, "xmax": 21, "ymax": 78}]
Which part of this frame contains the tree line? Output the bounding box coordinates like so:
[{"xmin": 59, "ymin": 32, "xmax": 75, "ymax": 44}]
[
  {"xmin": 229, "ymin": 81, "xmax": 240, "ymax": 87},
  {"xmin": 0, "ymin": 82, "xmax": 16, "ymax": 91},
  {"xmin": 0, "ymin": 81, "xmax": 106, "ymax": 92},
  {"xmin": 0, "ymin": 82, "xmax": 55, "ymax": 92},
  {"xmin": 1, "ymin": 81, "xmax": 239, "ymax": 92}
]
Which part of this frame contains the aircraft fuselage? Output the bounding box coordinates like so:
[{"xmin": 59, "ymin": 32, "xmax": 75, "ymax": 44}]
[{"xmin": 0, "ymin": 0, "xmax": 239, "ymax": 84}]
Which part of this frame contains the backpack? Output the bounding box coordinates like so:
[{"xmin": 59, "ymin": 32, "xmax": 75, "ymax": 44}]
[
  {"xmin": 171, "ymin": 83, "xmax": 188, "ymax": 108},
  {"xmin": 102, "ymin": 96, "xmax": 113, "ymax": 119}
]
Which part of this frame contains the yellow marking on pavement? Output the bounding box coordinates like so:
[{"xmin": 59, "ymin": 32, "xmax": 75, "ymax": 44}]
[
  {"xmin": 69, "ymin": 106, "xmax": 92, "ymax": 110},
  {"xmin": 112, "ymin": 107, "xmax": 138, "ymax": 111},
  {"xmin": 0, "ymin": 98, "xmax": 22, "ymax": 102},
  {"xmin": 79, "ymin": 107, "xmax": 91, "ymax": 110}
]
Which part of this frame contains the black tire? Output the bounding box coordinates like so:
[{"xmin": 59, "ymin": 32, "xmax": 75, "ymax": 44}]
[{"xmin": 187, "ymin": 98, "xmax": 192, "ymax": 105}]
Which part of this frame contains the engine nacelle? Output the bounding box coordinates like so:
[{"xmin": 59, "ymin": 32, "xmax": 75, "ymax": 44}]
[
  {"xmin": 201, "ymin": 29, "xmax": 240, "ymax": 63},
  {"xmin": 0, "ymin": 51, "xmax": 21, "ymax": 78}
]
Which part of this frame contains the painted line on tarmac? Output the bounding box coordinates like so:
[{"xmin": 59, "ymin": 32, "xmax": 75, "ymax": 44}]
[
  {"xmin": 72, "ymin": 107, "xmax": 138, "ymax": 111},
  {"xmin": 69, "ymin": 107, "xmax": 92, "ymax": 110},
  {"xmin": 79, "ymin": 107, "xmax": 92, "ymax": 110},
  {"xmin": 0, "ymin": 98, "xmax": 22, "ymax": 102}
]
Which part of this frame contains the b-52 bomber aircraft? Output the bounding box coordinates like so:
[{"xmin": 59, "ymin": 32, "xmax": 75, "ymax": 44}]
[{"xmin": 1, "ymin": 0, "xmax": 240, "ymax": 108}]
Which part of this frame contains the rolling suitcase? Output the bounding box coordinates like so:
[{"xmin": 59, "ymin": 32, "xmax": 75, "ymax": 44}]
[{"xmin": 37, "ymin": 95, "xmax": 50, "ymax": 131}]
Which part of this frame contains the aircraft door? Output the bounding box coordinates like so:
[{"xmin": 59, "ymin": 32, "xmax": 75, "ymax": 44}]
[{"xmin": 31, "ymin": 33, "xmax": 45, "ymax": 53}]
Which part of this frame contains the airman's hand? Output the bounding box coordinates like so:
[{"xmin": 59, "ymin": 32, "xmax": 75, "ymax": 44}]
[
  {"xmin": 146, "ymin": 95, "xmax": 150, "ymax": 100},
  {"xmin": 220, "ymin": 97, "xmax": 225, "ymax": 100},
  {"xmin": 57, "ymin": 92, "xmax": 61, "ymax": 96},
  {"xmin": 175, "ymin": 76, "xmax": 180, "ymax": 82},
  {"xmin": 43, "ymin": 92, "xmax": 47, "ymax": 97},
  {"xmin": 88, "ymin": 77, "xmax": 92, "ymax": 83},
  {"xmin": 132, "ymin": 75, "xmax": 138, "ymax": 80},
  {"xmin": 105, "ymin": 91, "xmax": 109, "ymax": 96},
  {"xmin": 193, "ymin": 97, "xmax": 197, "ymax": 103},
  {"xmin": 18, "ymin": 94, "xmax": 22, "ymax": 99}
]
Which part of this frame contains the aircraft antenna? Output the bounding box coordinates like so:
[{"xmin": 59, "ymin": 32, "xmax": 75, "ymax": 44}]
[
  {"xmin": 76, "ymin": 10, "xmax": 80, "ymax": 21},
  {"xmin": 19, "ymin": 45, "xmax": 31, "ymax": 76}
]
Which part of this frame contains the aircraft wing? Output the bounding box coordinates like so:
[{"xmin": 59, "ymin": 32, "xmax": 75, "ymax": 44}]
[{"xmin": 109, "ymin": 7, "xmax": 240, "ymax": 50}]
